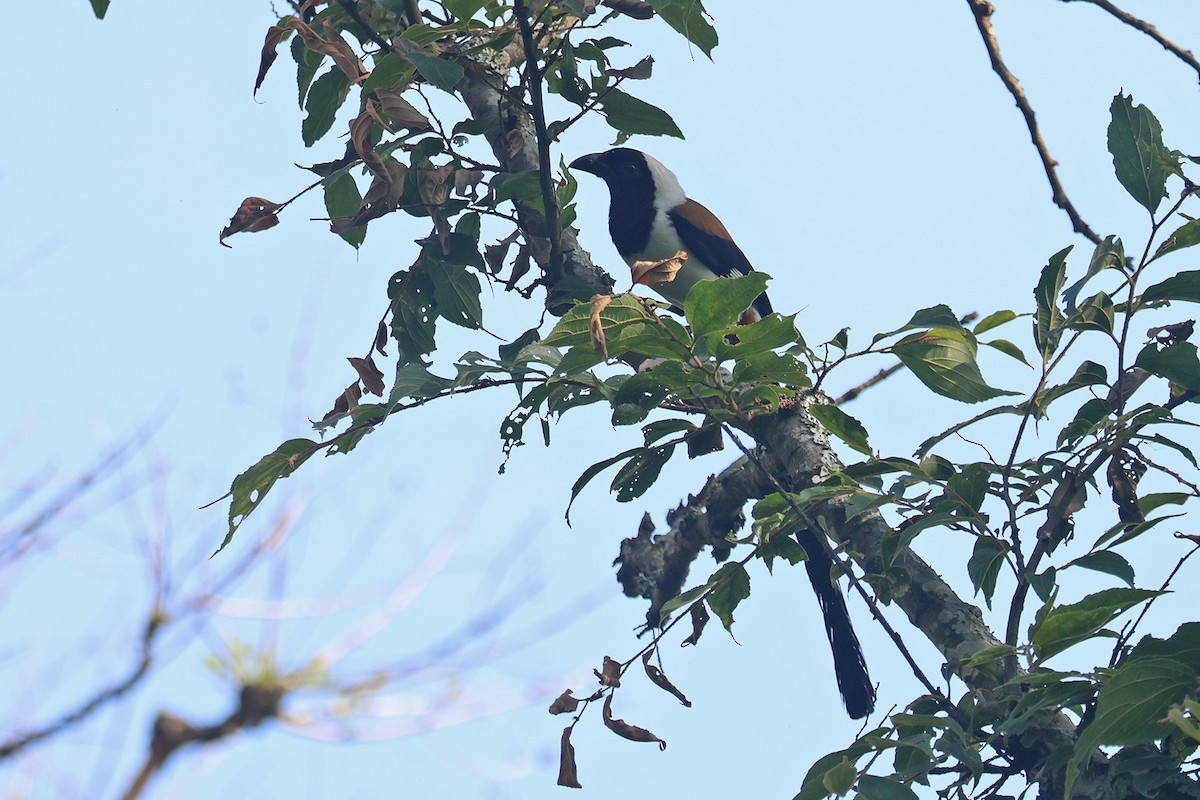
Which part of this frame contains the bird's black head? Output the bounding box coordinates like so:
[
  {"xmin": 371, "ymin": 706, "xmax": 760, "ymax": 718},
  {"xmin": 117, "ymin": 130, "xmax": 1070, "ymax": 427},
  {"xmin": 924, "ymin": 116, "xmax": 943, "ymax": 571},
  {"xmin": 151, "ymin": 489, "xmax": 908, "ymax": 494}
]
[{"xmin": 569, "ymin": 148, "xmax": 654, "ymax": 192}]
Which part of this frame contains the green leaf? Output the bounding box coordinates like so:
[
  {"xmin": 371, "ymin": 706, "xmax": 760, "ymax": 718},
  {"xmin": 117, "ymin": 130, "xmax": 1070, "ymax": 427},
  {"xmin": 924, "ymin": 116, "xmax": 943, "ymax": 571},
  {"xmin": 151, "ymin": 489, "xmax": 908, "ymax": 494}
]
[
  {"xmin": 90, "ymin": 0, "xmax": 110, "ymax": 18},
  {"xmin": 973, "ymin": 309, "xmax": 1018, "ymax": 335},
  {"xmin": 856, "ymin": 775, "xmax": 919, "ymax": 800},
  {"xmin": 1066, "ymin": 292, "xmax": 1114, "ymax": 334},
  {"xmin": 610, "ymin": 444, "xmax": 675, "ymax": 502},
  {"xmin": 1128, "ymin": 622, "xmax": 1200, "ymax": 668},
  {"xmin": 565, "ymin": 447, "xmax": 642, "ymax": 521},
  {"xmin": 731, "ymin": 350, "xmax": 809, "ymax": 388},
  {"xmin": 706, "ymin": 563, "xmax": 751, "ymax": 632},
  {"xmin": 217, "ymin": 439, "xmax": 318, "ymax": 555},
  {"xmin": 1064, "ymin": 236, "xmax": 1125, "ymax": 310},
  {"xmin": 707, "ymin": 313, "xmax": 798, "ymax": 362},
  {"xmin": 967, "ymin": 536, "xmax": 1007, "ymax": 606},
  {"xmin": 1154, "ymin": 219, "xmax": 1200, "ymax": 260},
  {"xmin": 600, "ymin": 89, "xmax": 684, "ymax": 138},
  {"xmin": 1031, "ymin": 588, "xmax": 1162, "ymax": 663},
  {"xmin": 389, "ymin": 267, "xmax": 438, "ymax": 365},
  {"xmin": 647, "ymin": 0, "xmax": 718, "ymax": 57},
  {"xmin": 303, "ymin": 68, "xmax": 352, "ymax": 147},
  {"xmin": 1068, "ymin": 656, "xmax": 1197, "ymax": 797},
  {"xmin": 427, "ymin": 260, "xmax": 483, "ymax": 329},
  {"xmin": 390, "ymin": 362, "xmax": 452, "ymax": 402},
  {"xmin": 890, "ymin": 328, "xmax": 1016, "ymax": 403},
  {"xmin": 1136, "ymin": 341, "xmax": 1200, "ymax": 392},
  {"xmin": 401, "ymin": 50, "xmax": 464, "ymax": 93},
  {"xmin": 490, "ymin": 170, "xmax": 546, "ymax": 212},
  {"xmin": 363, "ymin": 52, "xmax": 416, "ymax": 94},
  {"xmin": 1142, "ymin": 270, "xmax": 1200, "ymax": 305},
  {"xmin": 1108, "ymin": 92, "xmax": 1179, "ymax": 215},
  {"xmin": 809, "ymin": 404, "xmax": 871, "ymax": 456},
  {"xmin": 1034, "ymin": 246, "xmax": 1071, "ymax": 359},
  {"xmin": 981, "ymin": 338, "xmax": 1032, "ymax": 367},
  {"xmin": 293, "ymin": 35, "xmax": 326, "ymax": 108},
  {"xmin": 685, "ymin": 273, "xmax": 769, "ymax": 339},
  {"xmin": 324, "ymin": 173, "xmax": 365, "ymax": 248},
  {"xmin": 1063, "ymin": 551, "xmax": 1135, "ymax": 586},
  {"xmin": 543, "ymin": 295, "xmax": 655, "ymax": 348},
  {"xmin": 658, "ymin": 583, "xmax": 709, "ymax": 619},
  {"xmin": 444, "ymin": 0, "xmax": 487, "ymax": 21},
  {"xmin": 795, "ymin": 740, "xmax": 877, "ymax": 800}
]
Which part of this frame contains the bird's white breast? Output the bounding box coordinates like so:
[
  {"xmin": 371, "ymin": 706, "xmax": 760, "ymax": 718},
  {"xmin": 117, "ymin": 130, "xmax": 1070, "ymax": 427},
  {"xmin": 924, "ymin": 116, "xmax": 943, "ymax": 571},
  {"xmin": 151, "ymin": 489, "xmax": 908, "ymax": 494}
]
[{"xmin": 624, "ymin": 210, "xmax": 721, "ymax": 309}]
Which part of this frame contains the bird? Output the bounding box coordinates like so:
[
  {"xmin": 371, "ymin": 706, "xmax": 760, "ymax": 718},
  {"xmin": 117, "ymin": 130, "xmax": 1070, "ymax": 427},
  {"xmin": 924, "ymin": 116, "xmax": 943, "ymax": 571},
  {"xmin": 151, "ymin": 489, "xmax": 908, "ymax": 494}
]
[
  {"xmin": 573, "ymin": 149, "xmax": 874, "ymax": 718},
  {"xmin": 569, "ymin": 148, "xmax": 773, "ymax": 322}
]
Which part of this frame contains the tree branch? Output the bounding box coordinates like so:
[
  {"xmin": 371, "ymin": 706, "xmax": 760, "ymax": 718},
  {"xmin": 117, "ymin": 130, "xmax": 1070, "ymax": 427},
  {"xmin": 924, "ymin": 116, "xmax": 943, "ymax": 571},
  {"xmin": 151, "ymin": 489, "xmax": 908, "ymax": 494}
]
[
  {"xmin": 966, "ymin": 0, "xmax": 1102, "ymax": 245},
  {"xmin": 1062, "ymin": 0, "xmax": 1200, "ymax": 82}
]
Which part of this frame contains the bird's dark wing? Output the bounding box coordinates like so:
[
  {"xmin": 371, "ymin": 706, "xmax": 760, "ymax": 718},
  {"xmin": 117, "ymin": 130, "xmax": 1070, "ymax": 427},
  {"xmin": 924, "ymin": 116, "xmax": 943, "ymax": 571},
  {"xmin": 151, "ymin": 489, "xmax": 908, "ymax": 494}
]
[{"xmin": 668, "ymin": 199, "xmax": 773, "ymax": 317}]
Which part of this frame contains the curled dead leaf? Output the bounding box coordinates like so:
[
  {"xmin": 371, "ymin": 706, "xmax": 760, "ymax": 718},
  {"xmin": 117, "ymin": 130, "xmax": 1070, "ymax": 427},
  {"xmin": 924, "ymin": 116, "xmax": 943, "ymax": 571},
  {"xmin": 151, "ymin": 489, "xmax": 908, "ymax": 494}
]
[
  {"xmin": 589, "ymin": 294, "xmax": 613, "ymax": 361},
  {"xmin": 287, "ymin": 18, "xmax": 367, "ymax": 84},
  {"xmin": 682, "ymin": 602, "xmax": 710, "ymax": 647},
  {"xmin": 220, "ymin": 197, "xmax": 283, "ymax": 247},
  {"xmin": 604, "ymin": 55, "xmax": 654, "ymax": 81},
  {"xmin": 601, "ymin": 693, "xmax": 666, "ymax": 750},
  {"xmin": 322, "ymin": 381, "xmax": 363, "ymax": 422},
  {"xmin": 349, "ymin": 109, "xmax": 387, "ymax": 179},
  {"xmin": 557, "ymin": 726, "xmax": 582, "ymax": 788},
  {"xmin": 254, "ymin": 23, "xmax": 287, "ymax": 96},
  {"xmin": 641, "ymin": 651, "xmax": 691, "ymax": 707},
  {"xmin": 486, "ymin": 229, "xmax": 522, "ymax": 277},
  {"xmin": 1107, "ymin": 449, "xmax": 1146, "ymax": 524},
  {"xmin": 348, "ymin": 356, "xmax": 386, "ymax": 397},
  {"xmin": 454, "ymin": 169, "xmax": 486, "ymax": 199},
  {"xmin": 418, "ymin": 164, "xmax": 454, "ymax": 207},
  {"xmin": 594, "ymin": 655, "xmax": 621, "ymax": 688},
  {"xmin": 548, "ymin": 690, "xmax": 581, "ymax": 715},
  {"xmin": 374, "ymin": 319, "xmax": 389, "ymax": 356},
  {"xmin": 374, "ymin": 88, "xmax": 431, "ymax": 132},
  {"xmin": 632, "ymin": 250, "xmax": 686, "ymax": 289},
  {"xmin": 331, "ymin": 159, "xmax": 409, "ymax": 233}
]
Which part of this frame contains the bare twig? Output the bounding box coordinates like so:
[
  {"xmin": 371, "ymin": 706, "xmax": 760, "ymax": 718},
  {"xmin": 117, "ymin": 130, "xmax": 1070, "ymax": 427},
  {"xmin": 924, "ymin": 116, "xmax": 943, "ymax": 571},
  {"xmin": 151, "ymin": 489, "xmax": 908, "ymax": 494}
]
[
  {"xmin": 834, "ymin": 363, "xmax": 904, "ymax": 406},
  {"xmin": 1061, "ymin": 0, "xmax": 1200, "ymax": 82},
  {"xmin": 965, "ymin": 0, "xmax": 1102, "ymax": 244}
]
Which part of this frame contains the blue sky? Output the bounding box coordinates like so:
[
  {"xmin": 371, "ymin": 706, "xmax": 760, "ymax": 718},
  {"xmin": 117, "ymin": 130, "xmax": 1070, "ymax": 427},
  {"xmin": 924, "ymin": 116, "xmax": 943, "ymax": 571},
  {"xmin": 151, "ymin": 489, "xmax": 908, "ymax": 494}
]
[{"xmin": 3, "ymin": 1, "xmax": 1200, "ymax": 797}]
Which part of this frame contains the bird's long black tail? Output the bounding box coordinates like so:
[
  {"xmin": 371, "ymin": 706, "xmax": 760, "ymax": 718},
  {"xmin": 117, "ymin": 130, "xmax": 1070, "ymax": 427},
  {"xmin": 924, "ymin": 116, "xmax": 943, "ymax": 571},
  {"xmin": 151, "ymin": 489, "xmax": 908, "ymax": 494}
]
[{"xmin": 796, "ymin": 527, "xmax": 875, "ymax": 719}]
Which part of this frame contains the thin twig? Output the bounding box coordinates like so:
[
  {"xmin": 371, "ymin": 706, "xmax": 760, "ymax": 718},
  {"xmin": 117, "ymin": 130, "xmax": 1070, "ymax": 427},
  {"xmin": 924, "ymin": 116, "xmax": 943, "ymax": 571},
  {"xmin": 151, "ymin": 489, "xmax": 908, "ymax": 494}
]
[
  {"xmin": 834, "ymin": 363, "xmax": 904, "ymax": 406},
  {"xmin": 337, "ymin": 0, "xmax": 394, "ymax": 53},
  {"xmin": 1062, "ymin": 0, "xmax": 1200, "ymax": 82},
  {"xmin": 965, "ymin": 0, "xmax": 1102, "ymax": 245}
]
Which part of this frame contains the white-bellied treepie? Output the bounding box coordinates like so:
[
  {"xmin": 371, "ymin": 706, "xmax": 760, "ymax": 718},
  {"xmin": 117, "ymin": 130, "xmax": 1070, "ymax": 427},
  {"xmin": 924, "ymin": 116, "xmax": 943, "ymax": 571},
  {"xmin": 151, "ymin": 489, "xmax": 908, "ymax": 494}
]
[
  {"xmin": 571, "ymin": 147, "xmax": 875, "ymax": 719},
  {"xmin": 569, "ymin": 147, "xmax": 772, "ymax": 322}
]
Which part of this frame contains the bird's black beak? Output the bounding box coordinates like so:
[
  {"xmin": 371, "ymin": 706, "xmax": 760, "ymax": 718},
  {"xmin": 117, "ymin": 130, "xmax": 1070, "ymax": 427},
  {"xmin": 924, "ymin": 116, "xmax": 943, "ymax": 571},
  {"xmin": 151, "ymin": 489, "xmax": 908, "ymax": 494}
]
[{"xmin": 569, "ymin": 153, "xmax": 604, "ymax": 177}]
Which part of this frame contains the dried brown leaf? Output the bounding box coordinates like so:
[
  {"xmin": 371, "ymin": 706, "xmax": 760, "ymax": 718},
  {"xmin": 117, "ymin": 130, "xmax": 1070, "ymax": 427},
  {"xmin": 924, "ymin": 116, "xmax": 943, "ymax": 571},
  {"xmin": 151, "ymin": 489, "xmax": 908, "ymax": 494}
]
[
  {"xmin": 632, "ymin": 250, "xmax": 686, "ymax": 288},
  {"xmin": 681, "ymin": 602, "xmax": 710, "ymax": 647},
  {"xmin": 601, "ymin": 694, "xmax": 666, "ymax": 750},
  {"xmin": 219, "ymin": 197, "xmax": 283, "ymax": 247},
  {"xmin": 557, "ymin": 726, "xmax": 582, "ymax": 788},
  {"xmin": 594, "ymin": 655, "xmax": 621, "ymax": 688},
  {"xmin": 331, "ymin": 159, "xmax": 409, "ymax": 233},
  {"xmin": 374, "ymin": 88, "xmax": 431, "ymax": 132},
  {"xmin": 374, "ymin": 319, "xmax": 389, "ymax": 356},
  {"xmin": 604, "ymin": 55, "xmax": 653, "ymax": 81},
  {"xmin": 548, "ymin": 690, "xmax": 581, "ymax": 715},
  {"xmin": 1108, "ymin": 450, "xmax": 1146, "ymax": 524},
  {"xmin": 418, "ymin": 164, "xmax": 454, "ymax": 207},
  {"xmin": 454, "ymin": 169, "xmax": 485, "ymax": 199},
  {"xmin": 641, "ymin": 651, "xmax": 691, "ymax": 707},
  {"xmin": 589, "ymin": 294, "xmax": 613, "ymax": 361},
  {"xmin": 322, "ymin": 381, "xmax": 363, "ymax": 421},
  {"xmin": 349, "ymin": 109, "xmax": 387, "ymax": 179},
  {"xmin": 255, "ymin": 24, "xmax": 287, "ymax": 96},
  {"xmin": 348, "ymin": 356, "xmax": 386, "ymax": 397},
  {"xmin": 486, "ymin": 229, "xmax": 522, "ymax": 277},
  {"xmin": 505, "ymin": 242, "xmax": 533, "ymax": 293},
  {"xmin": 287, "ymin": 18, "xmax": 368, "ymax": 83}
]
